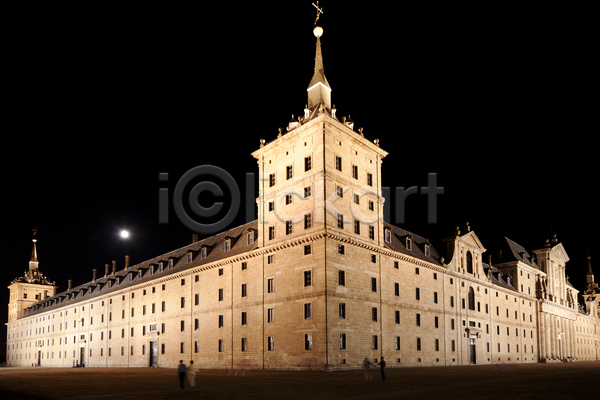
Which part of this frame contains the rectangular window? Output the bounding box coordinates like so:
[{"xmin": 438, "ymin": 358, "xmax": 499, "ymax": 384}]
[
  {"xmin": 417, "ymin": 337, "xmax": 421, "ymax": 351},
  {"xmin": 335, "ymin": 156, "xmax": 342, "ymax": 172},
  {"xmin": 372, "ymin": 307, "xmax": 377, "ymax": 322},
  {"xmin": 338, "ymin": 270, "xmax": 345, "ymax": 286},
  {"xmin": 435, "ymin": 339, "xmax": 440, "ymax": 351},
  {"xmin": 241, "ymin": 283, "xmax": 247, "ymax": 297},
  {"xmin": 395, "ymin": 282, "xmax": 400, "ymax": 296},
  {"xmin": 162, "ymin": 301, "xmax": 166, "ymax": 312},
  {"xmin": 371, "ymin": 277, "xmax": 377, "ymax": 292},
  {"xmin": 267, "ymin": 278, "xmax": 274, "ymax": 293},
  {"xmin": 304, "ymin": 270, "xmax": 312, "ymax": 287},
  {"xmin": 181, "ymin": 321, "xmax": 185, "ymax": 332},
  {"xmin": 304, "ymin": 303, "xmax": 312, "ymax": 319},
  {"xmin": 304, "ymin": 213, "xmax": 312, "ymax": 229},
  {"xmin": 416, "ymin": 313, "xmax": 421, "ymax": 326},
  {"xmin": 304, "ymin": 186, "xmax": 312, "ymax": 198},
  {"xmin": 241, "ymin": 312, "xmax": 247, "ymax": 326},
  {"xmin": 395, "ymin": 336, "xmax": 401, "ymax": 350},
  {"xmin": 219, "ymin": 288, "xmax": 224, "ymax": 302},
  {"xmin": 286, "ymin": 165, "xmax": 293, "ymax": 180},
  {"xmin": 339, "ymin": 303, "xmax": 346, "ymax": 319},
  {"xmin": 219, "ymin": 340, "xmax": 224, "ymax": 352},
  {"xmin": 338, "ymin": 244, "xmax": 345, "ymax": 254},
  {"xmin": 339, "ymin": 333, "xmax": 347, "ymax": 349},
  {"xmin": 181, "ymin": 297, "xmax": 185, "ymax": 308},
  {"xmin": 416, "ymin": 287, "xmax": 420, "ymax": 300},
  {"xmin": 269, "ymin": 226, "xmax": 275, "ymax": 240},
  {"xmin": 367, "ymin": 173, "xmax": 373, "ymax": 186},
  {"xmin": 395, "ymin": 310, "xmax": 400, "ymax": 324},
  {"xmin": 372, "ymin": 335, "xmax": 378, "ymax": 350},
  {"xmin": 219, "ymin": 315, "xmax": 224, "ymax": 328},
  {"xmin": 354, "ymin": 220, "xmax": 360, "ymax": 235},
  {"xmin": 305, "ymin": 334, "xmax": 313, "ymax": 350},
  {"xmin": 268, "ymin": 336, "xmax": 275, "ymax": 351},
  {"xmin": 269, "ymin": 173, "xmax": 276, "ymax": 187},
  {"xmin": 304, "ymin": 245, "xmax": 311, "ymax": 255},
  {"xmin": 195, "ymin": 318, "xmax": 199, "ymax": 330},
  {"xmin": 267, "ymin": 308, "xmax": 274, "ymax": 323},
  {"xmin": 434, "ymin": 292, "xmax": 438, "ymax": 304},
  {"xmin": 337, "ymin": 213, "xmax": 344, "ymax": 229},
  {"xmin": 305, "ymin": 156, "xmax": 312, "ymax": 172},
  {"xmin": 194, "ymin": 294, "xmax": 199, "ymax": 306},
  {"xmin": 352, "ymin": 165, "xmax": 358, "ymax": 179},
  {"xmin": 369, "ymin": 226, "xmax": 374, "ymax": 240}
]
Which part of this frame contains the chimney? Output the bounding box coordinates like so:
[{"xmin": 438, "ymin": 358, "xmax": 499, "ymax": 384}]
[
  {"xmin": 68, "ymin": 279, "xmax": 72, "ymax": 290},
  {"xmin": 112, "ymin": 260, "xmax": 117, "ymax": 275},
  {"xmin": 125, "ymin": 255, "xmax": 130, "ymax": 269},
  {"xmin": 92, "ymin": 269, "xmax": 97, "ymax": 282},
  {"xmin": 192, "ymin": 234, "xmax": 199, "ymax": 244},
  {"xmin": 105, "ymin": 263, "xmax": 110, "ymax": 277}
]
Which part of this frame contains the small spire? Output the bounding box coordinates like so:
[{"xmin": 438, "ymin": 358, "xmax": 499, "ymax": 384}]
[
  {"xmin": 30, "ymin": 228, "xmax": 38, "ymax": 262},
  {"xmin": 587, "ymin": 249, "xmax": 594, "ymax": 284},
  {"xmin": 307, "ymin": 4, "xmax": 331, "ymax": 111}
]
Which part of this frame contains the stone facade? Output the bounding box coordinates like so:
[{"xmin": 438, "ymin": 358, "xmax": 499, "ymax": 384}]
[{"xmin": 5, "ymin": 17, "xmax": 600, "ymax": 370}]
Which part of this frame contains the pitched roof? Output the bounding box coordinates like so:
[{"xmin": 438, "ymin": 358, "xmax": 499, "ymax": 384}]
[
  {"xmin": 499, "ymin": 237, "xmax": 541, "ymax": 270},
  {"xmin": 383, "ymin": 222, "xmax": 442, "ymax": 266}
]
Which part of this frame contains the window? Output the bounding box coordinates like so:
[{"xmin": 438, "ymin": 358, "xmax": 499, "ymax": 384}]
[
  {"xmin": 338, "ymin": 270, "xmax": 345, "ymax": 286},
  {"xmin": 335, "ymin": 156, "xmax": 342, "ymax": 171},
  {"xmin": 385, "ymin": 230, "xmax": 391, "ymax": 243},
  {"xmin": 395, "ymin": 283, "xmax": 400, "ymax": 296},
  {"xmin": 269, "ymin": 173, "xmax": 276, "ymax": 187},
  {"xmin": 416, "ymin": 338, "xmax": 421, "ymax": 351},
  {"xmin": 304, "ymin": 271, "xmax": 312, "ymax": 287},
  {"xmin": 286, "ymin": 165, "xmax": 293, "ymax": 180},
  {"xmin": 180, "ymin": 321, "xmax": 185, "ymax": 332},
  {"xmin": 304, "ymin": 245, "xmax": 311, "ymax": 255},
  {"xmin": 371, "ymin": 277, "xmax": 377, "ymax": 292},
  {"xmin": 225, "ymin": 239, "xmax": 231, "ymax": 252},
  {"xmin": 338, "ymin": 244, "xmax": 345, "ymax": 254},
  {"xmin": 339, "ymin": 334, "xmax": 347, "ymax": 349},
  {"xmin": 466, "ymin": 251, "xmax": 473, "ymax": 274},
  {"xmin": 285, "ymin": 194, "xmax": 293, "ymax": 205},
  {"xmin": 352, "ymin": 165, "xmax": 358, "ymax": 179},
  {"xmin": 162, "ymin": 301, "xmax": 166, "ymax": 312},
  {"xmin": 406, "ymin": 237, "xmax": 412, "ymax": 251},
  {"xmin": 337, "ymin": 213, "xmax": 344, "ymax": 229},
  {"xmin": 305, "ymin": 156, "xmax": 312, "ymax": 172},
  {"xmin": 416, "ymin": 287, "xmax": 420, "ymax": 300},
  {"xmin": 468, "ymin": 287, "xmax": 475, "ymax": 311},
  {"xmin": 304, "ymin": 303, "xmax": 312, "ymax": 319},
  {"xmin": 304, "ymin": 186, "xmax": 311, "ymax": 198},
  {"xmin": 339, "ymin": 303, "xmax": 346, "ymax": 319},
  {"xmin": 195, "ymin": 294, "xmax": 199, "ymax": 306},
  {"xmin": 268, "ymin": 201, "xmax": 274, "ymax": 212},
  {"xmin": 180, "ymin": 343, "xmax": 185, "ymax": 354},
  {"xmin": 424, "ymin": 245, "xmax": 430, "ymax": 257},
  {"xmin": 395, "ymin": 336, "xmax": 401, "ymax": 350},
  {"xmin": 434, "ymin": 292, "xmax": 438, "ymax": 304},
  {"xmin": 354, "ymin": 220, "xmax": 360, "ymax": 235},
  {"xmin": 372, "ymin": 335, "xmax": 378, "ymax": 350},
  {"xmin": 395, "ymin": 310, "xmax": 400, "ymax": 324},
  {"xmin": 267, "ymin": 309, "xmax": 274, "ymax": 323},
  {"xmin": 353, "ymin": 193, "xmax": 359, "ymax": 204},
  {"xmin": 269, "ymin": 226, "xmax": 275, "ymax": 240},
  {"xmin": 416, "ymin": 313, "xmax": 421, "ymax": 326},
  {"xmin": 268, "ymin": 336, "xmax": 275, "ymax": 351},
  {"xmin": 219, "ymin": 340, "xmax": 224, "ymax": 353},
  {"xmin": 367, "ymin": 173, "xmax": 373, "ymax": 186},
  {"xmin": 218, "ymin": 315, "xmax": 224, "ymax": 328},
  {"xmin": 241, "ymin": 283, "xmax": 247, "ymax": 297},
  {"xmin": 218, "ymin": 288, "xmax": 224, "ymax": 302},
  {"xmin": 372, "ymin": 307, "xmax": 377, "ymax": 322},
  {"xmin": 336, "ymin": 186, "xmax": 344, "ymax": 197},
  {"xmin": 241, "ymin": 312, "xmax": 247, "ymax": 326},
  {"xmin": 268, "ymin": 255, "xmax": 274, "ymax": 264},
  {"xmin": 305, "ymin": 334, "xmax": 313, "ymax": 350},
  {"xmin": 267, "ymin": 278, "xmax": 274, "ymax": 293},
  {"xmin": 369, "ymin": 226, "xmax": 374, "ymax": 240},
  {"xmin": 304, "ymin": 213, "xmax": 312, "ymax": 229},
  {"xmin": 247, "ymin": 231, "xmax": 255, "ymax": 244}
]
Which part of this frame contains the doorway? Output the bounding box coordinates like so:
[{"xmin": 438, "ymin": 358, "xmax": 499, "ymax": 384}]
[
  {"xmin": 80, "ymin": 347, "xmax": 85, "ymax": 367},
  {"xmin": 37, "ymin": 350, "xmax": 41, "ymax": 366},
  {"xmin": 469, "ymin": 339, "xmax": 476, "ymax": 364},
  {"xmin": 149, "ymin": 341, "xmax": 158, "ymax": 367}
]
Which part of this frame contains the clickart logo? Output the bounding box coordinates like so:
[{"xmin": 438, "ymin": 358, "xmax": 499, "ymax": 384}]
[{"xmin": 158, "ymin": 166, "xmax": 248, "ymax": 235}]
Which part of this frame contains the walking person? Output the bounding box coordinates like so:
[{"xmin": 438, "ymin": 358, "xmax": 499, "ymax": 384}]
[
  {"xmin": 362, "ymin": 357, "xmax": 373, "ymax": 381},
  {"xmin": 188, "ymin": 360, "xmax": 199, "ymax": 388},
  {"xmin": 376, "ymin": 356, "xmax": 387, "ymax": 381},
  {"xmin": 177, "ymin": 360, "xmax": 187, "ymax": 389}
]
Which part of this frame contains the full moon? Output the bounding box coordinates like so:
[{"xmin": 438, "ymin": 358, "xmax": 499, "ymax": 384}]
[{"xmin": 120, "ymin": 230, "xmax": 130, "ymax": 239}]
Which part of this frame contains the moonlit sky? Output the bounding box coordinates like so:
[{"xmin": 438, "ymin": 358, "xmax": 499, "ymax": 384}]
[{"xmin": 1, "ymin": 3, "xmax": 597, "ymax": 358}]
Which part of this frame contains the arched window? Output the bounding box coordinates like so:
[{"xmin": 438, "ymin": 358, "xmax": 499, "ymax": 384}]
[
  {"xmin": 468, "ymin": 287, "xmax": 475, "ymax": 310},
  {"xmin": 466, "ymin": 251, "xmax": 473, "ymax": 274}
]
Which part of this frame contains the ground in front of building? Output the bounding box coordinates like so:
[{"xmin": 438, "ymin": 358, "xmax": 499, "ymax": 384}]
[{"xmin": 0, "ymin": 362, "xmax": 598, "ymax": 400}]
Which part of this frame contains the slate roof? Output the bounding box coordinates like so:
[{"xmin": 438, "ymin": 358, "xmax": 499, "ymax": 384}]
[
  {"xmin": 383, "ymin": 222, "xmax": 443, "ymax": 267},
  {"xmin": 483, "ymin": 263, "xmax": 518, "ymax": 292},
  {"xmin": 20, "ymin": 220, "xmax": 259, "ymax": 318},
  {"xmin": 498, "ymin": 237, "xmax": 541, "ymax": 270}
]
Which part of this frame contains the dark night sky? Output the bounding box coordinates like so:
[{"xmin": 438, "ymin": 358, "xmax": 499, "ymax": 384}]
[{"xmin": 2, "ymin": 3, "xmax": 597, "ymax": 358}]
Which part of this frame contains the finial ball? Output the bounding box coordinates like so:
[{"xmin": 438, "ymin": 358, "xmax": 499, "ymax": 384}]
[{"xmin": 313, "ymin": 26, "xmax": 323, "ymax": 37}]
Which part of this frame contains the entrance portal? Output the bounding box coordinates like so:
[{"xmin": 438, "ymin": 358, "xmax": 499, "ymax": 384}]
[
  {"xmin": 469, "ymin": 339, "xmax": 476, "ymax": 364},
  {"xmin": 149, "ymin": 341, "xmax": 158, "ymax": 367},
  {"xmin": 80, "ymin": 347, "xmax": 85, "ymax": 367}
]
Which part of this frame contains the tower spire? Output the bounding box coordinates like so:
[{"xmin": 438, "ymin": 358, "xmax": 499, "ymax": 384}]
[
  {"xmin": 587, "ymin": 249, "xmax": 594, "ymax": 284},
  {"xmin": 30, "ymin": 228, "xmax": 38, "ymax": 262},
  {"xmin": 307, "ymin": 3, "xmax": 331, "ymax": 111}
]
